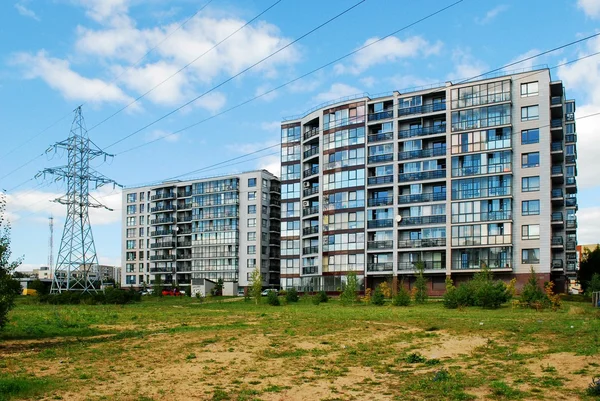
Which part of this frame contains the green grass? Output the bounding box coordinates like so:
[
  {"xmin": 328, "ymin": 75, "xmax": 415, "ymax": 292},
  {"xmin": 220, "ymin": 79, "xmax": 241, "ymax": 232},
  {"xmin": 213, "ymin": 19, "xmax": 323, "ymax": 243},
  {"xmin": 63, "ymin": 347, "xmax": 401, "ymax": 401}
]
[{"xmin": 0, "ymin": 296, "xmax": 599, "ymax": 400}]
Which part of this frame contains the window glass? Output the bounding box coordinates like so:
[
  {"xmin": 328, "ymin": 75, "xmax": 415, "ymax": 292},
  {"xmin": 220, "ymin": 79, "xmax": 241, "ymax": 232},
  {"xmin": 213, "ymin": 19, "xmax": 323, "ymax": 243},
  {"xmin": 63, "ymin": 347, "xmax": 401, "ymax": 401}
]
[
  {"xmin": 521, "ymin": 105, "xmax": 539, "ymax": 121},
  {"xmin": 521, "ymin": 129, "xmax": 539, "ymax": 145}
]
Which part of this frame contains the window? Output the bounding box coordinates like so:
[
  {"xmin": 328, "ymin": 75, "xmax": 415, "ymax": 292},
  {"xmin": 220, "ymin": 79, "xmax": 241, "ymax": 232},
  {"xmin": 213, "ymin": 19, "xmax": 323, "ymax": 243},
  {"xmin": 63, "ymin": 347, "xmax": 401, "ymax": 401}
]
[
  {"xmin": 247, "ymin": 245, "xmax": 256, "ymax": 255},
  {"xmin": 248, "ymin": 191, "xmax": 256, "ymax": 200},
  {"xmin": 522, "ymin": 200, "xmax": 540, "ymax": 216},
  {"xmin": 139, "ymin": 239, "xmax": 144, "ymax": 249},
  {"xmin": 248, "ymin": 205, "xmax": 256, "ymax": 214},
  {"xmin": 247, "ymin": 232, "xmax": 256, "ymax": 241},
  {"xmin": 522, "ymin": 152, "xmax": 540, "ymax": 168},
  {"xmin": 521, "ymin": 129, "xmax": 539, "ymax": 145},
  {"xmin": 127, "ymin": 217, "xmax": 136, "ymax": 226},
  {"xmin": 522, "ymin": 224, "xmax": 540, "ymax": 240},
  {"xmin": 126, "ymin": 263, "xmax": 135, "ymax": 273},
  {"xmin": 126, "ymin": 275, "xmax": 136, "ymax": 284},
  {"xmin": 248, "ymin": 178, "xmax": 257, "ymax": 187},
  {"xmin": 139, "ymin": 263, "xmax": 144, "ymax": 272},
  {"xmin": 521, "ymin": 105, "xmax": 539, "ymax": 121},
  {"xmin": 262, "ymin": 218, "xmax": 268, "ymax": 228},
  {"xmin": 522, "ymin": 176, "xmax": 540, "ymax": 192},
  {"xmin": 247, "ymin": 218, "xmax": 256, "ymax": 227},
  {"xmin": 522, "ymin": 248, "xmax": 540, "ymax": 264},
  {"xmin": 126, "ymin": 240, "xmax": 136, "ymax": 249},
  {"xmin": 520, "ymin": 82, "xmax": 538, "ymax": 97},
  {"xmin": 140, "ymin": 192, "xmax": 145, "ymax": 201},
  {"xmin": 140, "ymin": 216, "xmax": 145, "ymax": 225},
  {"xmin": 247, "ymin": 259, "xmax": 257, "ymax": 268},
  {"xmin": 127, "ymin": 193, "xmax": 137, "ymax": 203},
  {"xmin": 139, "ymin": 227, "xmax": 144, "ymax": 237},
  {"xmin": 140, "ymin": 204, "xmax": 145, "ymax": 213},
  {"xmin": 126, "ymin": 228, "xmax": 136, "ymax": 238},
  {"xmin": 127, "ymin": 205, "xmax": 136, "ymax": 215}
]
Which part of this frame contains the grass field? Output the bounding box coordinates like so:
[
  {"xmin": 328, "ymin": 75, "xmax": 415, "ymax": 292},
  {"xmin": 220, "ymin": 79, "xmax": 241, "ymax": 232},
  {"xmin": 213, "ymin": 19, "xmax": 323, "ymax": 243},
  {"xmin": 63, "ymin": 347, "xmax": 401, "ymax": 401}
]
[{"xmin": 0, "ymin": 296, "xmax": 599, "ymax": 401}]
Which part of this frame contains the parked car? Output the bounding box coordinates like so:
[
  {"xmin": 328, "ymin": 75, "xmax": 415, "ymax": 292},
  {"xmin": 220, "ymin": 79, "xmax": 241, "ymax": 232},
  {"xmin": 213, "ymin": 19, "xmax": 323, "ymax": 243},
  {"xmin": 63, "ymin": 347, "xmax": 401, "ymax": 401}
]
[
  {"xmin": 162, "ymin": 289, "xmax": 185, "ymax": 296},
  {"xmin": 261, "ymin": 289, "xmax": 278, "ymax": 296},
  {"xmin": 237, "ymin": 288, "xmax": 245, "ymax": 297}
]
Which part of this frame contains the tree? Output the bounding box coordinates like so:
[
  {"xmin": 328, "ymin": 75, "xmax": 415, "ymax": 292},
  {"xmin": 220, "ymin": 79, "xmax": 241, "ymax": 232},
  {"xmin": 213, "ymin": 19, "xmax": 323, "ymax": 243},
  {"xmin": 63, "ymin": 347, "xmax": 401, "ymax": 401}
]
[
  {"xmin": 413, "ymin": 261, "xmax": 428, "ymax": 304},
  {"xmin": 586, "ymin": 273, "xmax": 600, "ymax": 296},
  {"xmin": 250, "ymin": 267, "xmax": 262, "ymax": 305},
  {"xmin": 153, "ymin": 275, "xmax": 164, "ymax": 297},
  {"xmin": 0, "ymin": 194, "xmax": 23, "ymax": 330},
  {"xmin": 579, "ymin": 245, "xmax": 600, "ymax": 293},
  {"xmin": 340, "ymin": 272, "xmax": 358, "ymax": 306},
  {"xmin": 371, "ymin": 284, "xmax": 385, "ymax": 306}
]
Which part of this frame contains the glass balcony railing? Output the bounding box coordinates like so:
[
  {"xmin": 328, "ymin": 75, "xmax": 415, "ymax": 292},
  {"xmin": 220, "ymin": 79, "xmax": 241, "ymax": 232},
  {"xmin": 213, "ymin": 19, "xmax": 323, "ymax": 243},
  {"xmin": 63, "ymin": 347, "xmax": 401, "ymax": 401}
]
[
  {"xmin": 552, "ymin": 259, "xmax": 563, "ymax": 269},
  {"xmin": 367, "ymin": 262, "xmax": 394, "ymax": 272},
  {"xmin": 397, "ymin": 238, "xmax": 446, "ymax": 248},
  {"xmin": 398, "ymin": 124, "xmax": 446, "ymax": 139},
  {"xmin": 398, "ymin": 192, "xmax": 446, "ymax": 204},
  {"xmin": 368, "ymin": 131, "xmax": 394, "ymax": 143},
  {"xmin": 367, "ymin": 219, "xmax": 394, "ymax": 229},
  {"xmin": 150, "ymin": 205, "xmax": 176, "ymax": 213},
  {"xmin": 150, "ymin": 241, "xmax": 175, "ymax": 249},
  {"xmin": 368, "ymin": 196, "xmax": 394, "ymax": 207},
  {"xmin": 551, "ymin": 189, "xmax": 563, "ymax": 198},
  {"xmin": 566, "ymin": 176, "xmax": 576, "ymax": 186},
  {"xmin": 551, "ymin": 142, "xmax": 563, "ymax": 152},
  {"xmin": 368, "ymin": 154, "xmax": 394, "ymax": 164},
  {"xmin": 398, "ymin": 169, "xmax": 446, "ymax": 182},
  {"xmin": 398, "ymin": 101, "xmax": 446, "ymax": 117},
  {"xmin": 566, "ymin": 219, "xmax": 577, "ymax": 229},
  {"xmin": 302, "ymin": 265, "xmax": 318, "ymax": 275},
  {"xmin": 368, "ymin": 110, "xmax": 394, "ymax": 121},
  {"xmin": 303, "ymin": 226, "xmax": 319, "ymax": 236},
  {"xmin": 551, "ymin": 236, "xmax": 563, "ymax": 246},
  {"xmin": 303, "ymin": 186, "xmax": 319, "ymax": 197},
  {"xmin": 551, "ymin": 96, "xmax": 562, "ymax": 105},
  {"xmin": 452, "ymin": 163, "xmax": 511, "ymax": 178},
  {"xmin": 302, "ymin": 206, "xmax": 319, "ymax": 216},
  {"xmin": 303, "ymin": 166, "xmax": 319, "ymax": 178},
  {"xmin": 150, "ymin": 217, "xmax": 176, "ymax": 225},
  {"xmin": 551, "ymin": 119, "xmax": 563, "ymax": 128},
  {"xmin": 565, "ymin": 198, "xmax": 577, "ymax": 207},
  {"xmin": 304, "ymin": 128, "xmax": 319, "ymax": 141},
  {"xmin": 367, "ymin": 175, "xmax": 393, "ymax": 185},
  {"xmin": 367, "ymin": 240, "xmax": 393, "ymax": 250},
  {"xmin": 303, "ymin": 147, "xmax": 319, "ymax": 159},
  {"xmin": 551, "ymin": 212, "xmax": 563, "ymax": 222},
  {"xmin": 551, "ymin": 166, "xmax": 563, "ymax": 175},
  {"xmin": 565, "ymin": 134, "xmax": 577, "ymax": 143},
  {"xmin": 398, "ymin": 215, "xmax": 446, "ymax": 226},
  {"xmin": 151, "ymin": 230, "xmax": 173, "ymax": 237},
  {"xmin": 398, "ymin": 261, "xmax": 444, "ymax": 271},
  {"xmin": 302, "ymin": 246, "xmax": 319, "ymax": 255},
  {"xmin": 398, "ymin": 147, "xmax": 446, "ymax": 160}
]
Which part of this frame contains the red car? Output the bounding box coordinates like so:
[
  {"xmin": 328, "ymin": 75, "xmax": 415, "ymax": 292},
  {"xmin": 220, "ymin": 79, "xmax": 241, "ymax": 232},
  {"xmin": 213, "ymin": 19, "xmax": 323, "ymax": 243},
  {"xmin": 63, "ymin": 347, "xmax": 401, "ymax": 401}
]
[{"xmin": 162, "ymin": 289, "xmax": 185, "ymax": 296}]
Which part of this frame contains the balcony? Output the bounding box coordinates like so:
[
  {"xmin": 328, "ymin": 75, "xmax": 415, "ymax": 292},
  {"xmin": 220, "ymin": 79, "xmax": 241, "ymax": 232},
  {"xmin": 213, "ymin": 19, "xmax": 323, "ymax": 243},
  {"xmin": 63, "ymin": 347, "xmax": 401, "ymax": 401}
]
[
  {"xmin": 150, "ymin": 267, "xmax": 173, "ymax": 273},
  {"xmin": 270, "ymin": 210, "xmax": 281, "ymax": 219},
  {"xmin": 398, "ymin": 169, "xmax": 446, "ymax": 182},
  {"xmin": 302, "ymin": 265, "xmax": 318, "ymax": 275},
  {"xmin": 551, "ymin": 189, "xmax": 564, "ymax": 202},
  {"xmin": 150, "ymin": 255, "xmax": 176, "ymax": 261},
  {"xmin": 176, "ymin": 254, "xmax": 192, "ymax": 260},
  {"xmin": 177, "ymin": 190, "xmax": 192, "ymax": 198},
  {"xmin": 150, "ymin": 217, "xmax": 176, "ymax": 225},
  {"xmin": 302, "ymin": 206, "xmax": 319, "ymax": 216},
  {"xmin": 150, "ymin": 241, "xmax": 175, "ymax": 249},
  {"xmin": 398, "ymin": 261, "xmax": 444, "ymax": 271},
  {"xmin": 270, "ymin": 183, "xmax": 281, "ymax": 193},
  {"xmin": 398, "ymin": 192, "xmax": 446, "ymax": 204},
  {"xmin": 566, "ymin": 241, "xmax": 577, "ymax": 251},
  {"xmin": 398, "ymin": 124, "xmax": 446, "ymax": 140},
  {"xmin": 177, "ymin": 202, "xmax": 193, "ymax": 210},
  {"xmin": 303, "ymin": 166, "xmax": 319, "ymax": 178},
  {"xmin": 398, "ymin": 101, "xmax": 446, "ymax": 117},
  {"xmin": 177, "ymin": 228, "xmax": 193, "ymax": 235},
  {"xmin": 567, "ymin": 262, "xmax": 577, "ymax": 272},
  {"xmin": 367, "ymin": 240, "xmax": 393, "ymax": 250},
  {"xmin": 150, "ymin": 205, "xmax": 176, "ymax": 213},
  {"xmin": 566, "ymin": 219, "xmax": 577, "ymax": 230},
  {"xmin": 302, "ymin": 246, "xmax": 319, "ymax": 255},
  {"xmin": 367, "ymin": 175, "xmax": 393, "ymax": 185},
  {"xmin": 368, "ymin": 110, "xmax": 394, "ymax": 121},
  {"xmin": 151, "ymin": 230, "xmax": 173, "ymax": 237},
  {"xmin": 368, "ymin": 153, "xmax": 394, "ymax": 164},
  {"xmin": 368, "ymin": 131, "xmax": 394, "ymax": 143},
  {"xmin": 566, "ymin": 154, "xmax": 577, "ymax": 164},
  {"xmin": 399, "ymin": 147, "xmax": 446, "ymax": 161},
  {"xmin": 566, "ymin": 176, "xmax": 576, "ymax": 186},
  {"xmin": 551, "ymin": 119, "xmax": 563, "ymax": 128},
  {"xmin": 367, "ymin": 219, "xmax": 394, "ymax": 229},
  {"xmin": 551, "ymin": 212, "xmax": 563, "ymax": 223},
  {"xmin": 551, "ymin": 142, "xmax": 563, "ymax": 152},
  {"xmin": 565, "ymin": 134, "xmax": 577, "ymax": 143},
  {"xmin": 367, "ymin": 262, "xmax": 394, "ymax": 272},
  {"xmin": 304, "ymin": 128, "xmax": 319, "ymax": 141},
  {"xmin": 397, "ymin": 238, "xmax": 446, "ymax": 248},
  {"xmin": 177, "ymin": 241, "xmax": 192, "ymax": 248},
  {"xmin": 398, "ymin": 215, "xmax": 446, "ymax": 226},
  {"xmin": 269, "ymin": 223, "xmax": 279, "ymax": 232},
  {"xmin": 304, "ymin": 147, "xmax": 319, "ymax": 159},
  {"xmin": 551, "ymin": 96, "xmax": 562, "ymax": 105},
  {"xmin": 151, "ymin": 192, "xmax": 175, "ymax": 201},
  {"xmin": 303, "ymin": 186, "xmax": 319, "ymax": 197},
  {"xmin": 178, "ymin": 215, "xmax": 193, "ymax": 222},
  {"xmin": 565, "ymin": 198, "xmax": 577, "ymax": 208},
  {"xmin": 552, "ymin": 259, "xmax": 563, "ymax": 269},
  {"xmin": 551, "ymin": 236, "xmax": 563, "ymax": 247},
  {"xmin": 368, "ymin": 196, "xmax": 394, "ymax": 207},
  {"xmin": 551, "ymin": 165, "xmax": 563, "ymax": 176},
  {"xmin": 452, "ymin": 163, "xmax": 512, "ymax": 178},
  {"xmin": 303, "ymin": 226, "xmax": 319, "ymax": 236}
]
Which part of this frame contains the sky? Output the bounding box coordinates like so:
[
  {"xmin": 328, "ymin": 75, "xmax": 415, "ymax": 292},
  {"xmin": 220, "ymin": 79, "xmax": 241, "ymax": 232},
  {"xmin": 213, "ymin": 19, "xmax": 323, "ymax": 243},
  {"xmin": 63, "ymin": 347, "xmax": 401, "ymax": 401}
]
[{"xmin": 1, "ymin": 0, "xmax": 600, "ymax": 271}]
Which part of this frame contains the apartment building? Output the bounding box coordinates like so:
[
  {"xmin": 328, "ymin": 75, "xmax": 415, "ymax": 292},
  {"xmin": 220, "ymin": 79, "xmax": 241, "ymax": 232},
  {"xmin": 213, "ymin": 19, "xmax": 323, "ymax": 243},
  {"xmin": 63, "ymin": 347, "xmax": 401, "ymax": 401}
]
[
  {"xmin": 280, "ymin": 68, "xmax": 577, "ymax": 293},
  {"xmin": 121, "ymin": 170, "xmax": 281, "ymax": 290}
]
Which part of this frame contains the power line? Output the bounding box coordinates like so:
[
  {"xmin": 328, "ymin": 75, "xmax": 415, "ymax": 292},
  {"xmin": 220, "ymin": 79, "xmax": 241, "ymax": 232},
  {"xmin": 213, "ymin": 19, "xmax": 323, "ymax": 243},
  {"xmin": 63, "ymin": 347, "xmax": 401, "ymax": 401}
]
[
  {"xmin": 88, "ymin": 0, "xmax": 282, "ymax": 133},
  {"xmin": 103, "ymin": 0, "xmax": 367, "ymax": 150}
]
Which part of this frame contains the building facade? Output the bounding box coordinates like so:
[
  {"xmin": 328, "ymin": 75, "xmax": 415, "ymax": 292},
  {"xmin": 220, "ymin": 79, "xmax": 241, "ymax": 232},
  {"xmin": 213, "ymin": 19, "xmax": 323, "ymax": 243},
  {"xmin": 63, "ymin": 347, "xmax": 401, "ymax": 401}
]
[
  {"xmin": 121, "ymin": 170, "xmax": 280, "ymax": 290},
  {"xmin": 280, "ymin": 68, "xmax": 577, "ymax": 293}
]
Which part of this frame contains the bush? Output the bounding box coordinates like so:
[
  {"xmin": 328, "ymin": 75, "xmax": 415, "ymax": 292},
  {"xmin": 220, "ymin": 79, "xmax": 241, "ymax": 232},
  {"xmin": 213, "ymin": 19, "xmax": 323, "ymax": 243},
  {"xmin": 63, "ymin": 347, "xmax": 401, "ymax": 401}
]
[
  {"xmin": 392, "ymin": 284, "xmax": 411, "ymax": 306},
  {"xmin": 586, "ymin": 273, "xmax": 600, "ymax": 296},
  {"xmin": 285, "ymin": 288, "xmax": 299, "ymax": 303},
  {"xmin": 316, "ymin": 291, "xmax": 328, "ymax": 303},
  {"xmin": 28, "ymin": 279, "xmax": 50, "ymax": 295},
  {"xmin": 475, "ymin": 280, "xmax": 511, "ymax": 309},
  {"xmin": 371, "ymin": 285, "xmax": 385, "ymax": 306},
  {"xmin": 38, "ymin": 288, "xmax": 141, "ymax": 305},
  {"xmin": 340, "ymin": 272, "xmax": 358, "ymax": 306},
  {"xmin": 266, "ymin": 290, "xmax": 280, "ymax": 306},
  {"xmin": 444, "ymin": 268, "xmax": 511, "ymax": 310},
  {"xmin": 521, "ymin": 267, "xmax": 548, "ymax": 308},
  {"xmin": 311, "ymin": 294, "xmax": 321, "ymax": 305},
  {"xmin": 413, "ymin": 262, "xmax": 428, "ymax": 304}
]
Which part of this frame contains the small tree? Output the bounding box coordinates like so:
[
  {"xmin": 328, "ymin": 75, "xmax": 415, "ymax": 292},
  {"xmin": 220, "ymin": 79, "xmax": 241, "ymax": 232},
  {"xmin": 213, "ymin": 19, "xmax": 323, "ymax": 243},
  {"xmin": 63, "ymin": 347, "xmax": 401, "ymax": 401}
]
[
  {"xmin": 0, "ymin": 194, "xmax": 23, "ymax": 330},
  {"xmin": 266, "ymin": 290, "xmax": 280, "ymax": 306},
  {"xmin": 579, "ymin": 245, "xmax": 600, "ymax": 293},
  {"xmin": 379, "ymin": 281, "xmax": 392, "ymax": 299},
  {"xmin": 586, "ymin": 273, "xmax": 600, "ymax": 296},
  {"xmin": 521, "ymin": 267, "xmax": 547, "ymax": 307},
  {"xmin": 250, "ymin": 267, "xmax": 262, "ymax": 305},
  {"xmin": 153, "ymin": 275, "xmax": 164, "ymax": 297},
  {"xmin": 341, "ymin": 272, "xmax": 358, "ymax": 306},
  {"xmin": 214, "ymin": 278, "xmax": 224, "ymax": 296},
  {"xmin": 413, "ymin": 261, "xmax": 428, "ymax": 304},
  {"xmin": 392, "ymin": 280, "xmax": 411, "ymax": 306},
  {"xmin": 371, "ymin": 285, "xmax": 385, "ymax": 306},
  {"xmin": 285, "ymin": 287, "xmax": 299, "ymax": 303}
]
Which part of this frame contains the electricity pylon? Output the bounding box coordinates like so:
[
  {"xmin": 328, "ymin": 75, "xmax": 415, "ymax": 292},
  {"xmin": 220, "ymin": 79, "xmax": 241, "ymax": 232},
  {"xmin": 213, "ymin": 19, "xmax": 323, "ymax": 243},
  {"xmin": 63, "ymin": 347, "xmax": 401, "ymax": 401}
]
[{"xmin": 38, "ymin": 106, "xmax": 120, "ymax": 293}]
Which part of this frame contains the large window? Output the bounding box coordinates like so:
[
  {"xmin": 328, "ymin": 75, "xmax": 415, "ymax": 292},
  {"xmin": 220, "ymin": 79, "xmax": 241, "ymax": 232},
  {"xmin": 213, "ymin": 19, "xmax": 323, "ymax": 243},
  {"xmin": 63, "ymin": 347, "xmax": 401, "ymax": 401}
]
[
  {"xmin": 127, "ymin": 193, "xmax": 137, "ymax": 203},
  {"xmin": 521, "ymin": 224, "xmax": 540, "ymax": 240},
  {"xmin": 323, "ymin": 169, "xmax": 365, "ymax": 191},
  {"xmin": 522, "ymin": 152, "xmax": 540, "ymax": 168},
  {"xmin": 248, "ymin": 191, "xmax": 256, "ymax": 200},
  {"xmin": 323, "ymin": 127, "xmax": 365, "ymax": 150},
  {"xmin": 324, "ymin": 190, "xmax": 365, "ymax": 210},
  {"xmin": 522, "ymin": 200, "xmax": 540, "ymax": 216},
  {"xmin": 281, "ymin": 126, "xmax": 301, "ymax": 143},
  {"xmin": 522, "ymin": 248, "xmax": 540, "ymax": 264},
  {"xmin": 247, "ymin": 218, "xmax": 256, "ymax": 227},
  {"xmin": 522, "ymin": 176, "xmax": 540, "ymax": 192},
  {"xmin": 323, "ymin": 103, "xmax": 365, "ymax": 130},
  {"xmin": 521, "ymin": 129, "xmax": 539, "ymax": 145},
  {"xmin": 248, "ymin": 205, "xmax": 256, "ymax": 214},
  {"xmin": 127, "ymin": 217, "xmax": 136, "ymax": 226},
  {"xmin": 282, "ymin": 201, "xmax": 300, "ymax": 218},
  {"xmin": 247, "ymin": 245, "xmax": 256, "ymax": 255},
  {"xmin": 520, "ymin": 82, "xmax": 538, "ymax": 97},
  {"xmin": 281, "ymin": 183, "xmax": 300, "ymax": 200},
  {"xmin": 126, "ymin": 228, "xmax": 135, "ymax": 238},
  {"xmin": 127, "ymin": 205, "xmax": 136, "ymax": 215},
  {"xmin": 247, "ymin": 232, "xmax": 256, "ymax": 241},
  {"xmin": 281, "ymin": 164, "xmax": 301, "ymax": 181},
  {"xmin": 282, "ymin": 145, "xmax": 300, "ymax": 162},
  {"xmin": 451, "ymin": 175, "xmax": 512, "ymax": 200},
  {"xmin": 451, "ymin": 127, "xmax": 511, "ymax": 155},
  {"xmin": 451, "ymin": 80, "xmax": 511, "ymax": 109},
  {"xmin": 248, "ymin": 178, "xmax": 257, "ymax": 187},
  {"xmin": 521, "ymin": 105, "xmax": 539, "ymax": 121},
  {"xmin": 451, "ymin": 104, "xmax": 511, "ymax": 132},
  {"xmin": 126, "ymin": 240, "xmax": 136, "ymax": 249}
]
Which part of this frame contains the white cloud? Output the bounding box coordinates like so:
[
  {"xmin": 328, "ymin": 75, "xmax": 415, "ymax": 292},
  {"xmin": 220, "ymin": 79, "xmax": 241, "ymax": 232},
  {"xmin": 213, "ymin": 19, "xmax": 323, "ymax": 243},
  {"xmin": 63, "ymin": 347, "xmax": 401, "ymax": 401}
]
[
  {"xmin": 255, "ymin": 84, "xmax": 279, "ymax": 102},
  {"xmin": 145, "ymin": 129, "xmax": 180, "ymax": 143},
  {"xmin": 194, "ymin": 91, "xmax": 227, "ymax": 113},
  {"xmin": 11, "ymin": 51, "xmax": 134, "ymax": 106},
  {"xmin": 360, "ymin": 76, "xmax": 376, "ymax": 88},
  {"xmin": 260, "ymin": 121, "xmax": 282, "ymax": 134},
  {"xmin": 313, "ymin": 83, "xmax": 363, "ymax": 103},
  {"xmin": 475, "ymin": 5, "xmax": 508, "ymax": 25},
  {"xmin": 503, "ymin": 49, "xmax": 542, "ymax": 73},
  {"xmin": 258, "ymin": 155, "xmax": 280, "ymax": 178},
  {"xmin": 74, "ymin": 0, "xmax": 131, "ymax": 25},
  {"xmin": 557, "ymin": 35, "xmax": 600, "ymax": 188},
  {"xmin": 15, "ymin": 2, "xmax": 40, "ymax": 21},
  {"xmin": 446, "ymin": 49, "xmax": 488, "ymax": 81},
  {"xmin": 577, "ymin": 207, "xmax": 600, "ymax": 244},
  {"xmin": 389, "ymin": 74, "xmax": 437, "ymax": 91},
  {"xmin": 334, "ymin": 36, "xmax": 443, "ymax": 75},
  {"xmin": 578, "ymin": 0, "xmax": 600, "ymax": 18}
]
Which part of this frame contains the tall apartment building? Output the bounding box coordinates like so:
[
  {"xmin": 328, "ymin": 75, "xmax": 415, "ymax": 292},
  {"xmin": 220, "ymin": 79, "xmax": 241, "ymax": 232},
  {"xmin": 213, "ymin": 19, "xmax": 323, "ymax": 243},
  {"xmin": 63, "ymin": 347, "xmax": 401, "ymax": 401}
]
[
  {"xmin": 280, "ymin": 68, "xmax": 577, "ymax": 293},
  {"xmin": 121, "ymin": 170, "xmax": 281, "ymax": 290}
]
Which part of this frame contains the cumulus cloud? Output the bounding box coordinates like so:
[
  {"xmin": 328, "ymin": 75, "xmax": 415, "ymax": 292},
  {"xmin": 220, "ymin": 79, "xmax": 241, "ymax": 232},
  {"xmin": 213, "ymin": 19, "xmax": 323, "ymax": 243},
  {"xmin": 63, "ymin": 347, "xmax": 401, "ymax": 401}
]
[
  {"xmin": 475, "ymin": 5, "xmax": 508, "ymax": 25},
  {"xmin": 11, "ymin": 50, "xmax": 134, "ymax": 106},
  {"xmin": 578, "ymin": 0, "xmax": 600, "ymax": 18},
  {"xmin": 14, "ymin": 2, "xmax": 40, "ymax": 21},
  {"xmin": 446, "ymin": 49, "xmax": 489, "ymax": 81},
  {"xmin": 503, "ymin": 49, "xmax": 542, "ymax": 73},
  {"xmin": 334, "ymin": 36, "xmax": 442, "ymax": 75},
  {"xmin": 313, "ymin": 83, "xmax": 363, "ymax": 103},
  {"xmin": 577, "ymin": 207, "xmax": 600, "ymax": 244},
  {"xmin": 74, "ymin": 0, "xmax": 131, "ymax": 25}
]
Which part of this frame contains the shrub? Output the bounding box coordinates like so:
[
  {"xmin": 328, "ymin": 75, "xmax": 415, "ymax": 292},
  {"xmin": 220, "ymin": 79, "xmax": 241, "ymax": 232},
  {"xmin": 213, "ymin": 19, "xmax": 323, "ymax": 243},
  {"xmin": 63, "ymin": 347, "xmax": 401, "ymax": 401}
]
[
  {"xmin": 361, "ymin": 288, "xmax": 372, "ymax": 304},
  {"xmin": 587, "ymin": 376, "xmax": 600, "ymax": 396},
  {"xmin": 285, "ymin": 288, "xmax": 299, "ymax": 303},
  {"xmin": 413, "ymin": 261, "xmax": 428, "ymax": 304},
  {"xmin": 316, "ymin": 291, "xmax": 328, "ymax": 303},
  {"xmin": 28, "ymin": 279, "xmax": 50, "ymax": 295},
  {"xmin": 392, "ymin": 283, "xmax": 411, "ymax": 306},
  {"xmin": 371, "ymin": 285, "xmax": 385, "ymax": 306},
  {"xmin": 521, "ymin": 267, "xmax": 548, "ymax": 308},
  {"xmin": 0, "ymin": 194, "xmax": 23, "ymax": 331},
  {"xmin": 38, "ymin": 288, "xmax": 140, "ymax": 305},
  {"xmin": 340, "ymin": 272, "xmax": 358, "ymax": 306},
  {"xmin": 405, "ymin": 352, "xmax": 426, "ymax": 363},
  {"xmin": 379, "ymin": 281, "xmax": 392, "ymax": 298},
  {"xmin": 586, "ymin": 273, "xmax": 600, "ymax": 296},
  {"xmin": 311, "ymin": 294, "xmax": 321, "ymax": 305},
  {"xmin": 475, "ymin": 280, "xmax": 511, "ymax": 309},
  {"xmin": 266, "ymin": 290, "xmax": 280, "ymax": 306}
]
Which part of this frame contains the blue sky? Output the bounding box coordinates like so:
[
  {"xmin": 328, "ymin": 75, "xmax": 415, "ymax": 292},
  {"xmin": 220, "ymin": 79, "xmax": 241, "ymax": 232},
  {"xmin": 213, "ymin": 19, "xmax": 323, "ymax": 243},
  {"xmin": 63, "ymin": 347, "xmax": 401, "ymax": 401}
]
[{"xmin": 1, "ymin": 0, "xmax": 600, "ymax": 270}]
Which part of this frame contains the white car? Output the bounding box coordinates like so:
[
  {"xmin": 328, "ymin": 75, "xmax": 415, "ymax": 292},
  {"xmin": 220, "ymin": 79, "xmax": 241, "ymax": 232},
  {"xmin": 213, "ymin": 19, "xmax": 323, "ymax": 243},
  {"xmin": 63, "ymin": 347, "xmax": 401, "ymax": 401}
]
[{"xmin": 261, "ymin": 289, "xmax": 278, "ymax": 296}]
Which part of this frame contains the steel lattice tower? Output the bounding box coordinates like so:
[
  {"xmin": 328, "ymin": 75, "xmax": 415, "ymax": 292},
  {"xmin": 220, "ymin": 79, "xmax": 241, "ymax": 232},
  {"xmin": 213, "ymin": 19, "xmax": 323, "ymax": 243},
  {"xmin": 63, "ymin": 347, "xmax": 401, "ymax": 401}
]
[{"xmin": 39, "ymin": 106, "xmax": 120, "ymax": 293}]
